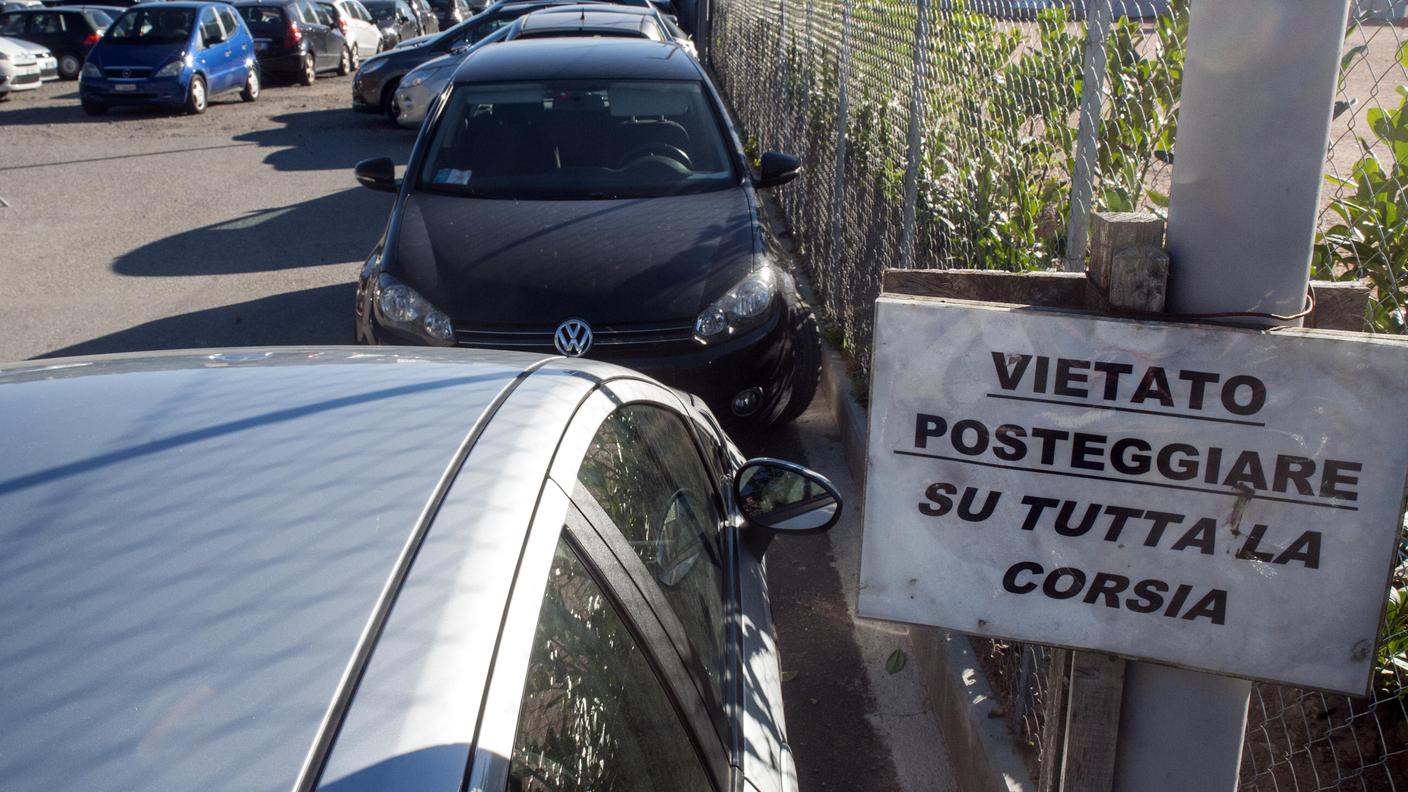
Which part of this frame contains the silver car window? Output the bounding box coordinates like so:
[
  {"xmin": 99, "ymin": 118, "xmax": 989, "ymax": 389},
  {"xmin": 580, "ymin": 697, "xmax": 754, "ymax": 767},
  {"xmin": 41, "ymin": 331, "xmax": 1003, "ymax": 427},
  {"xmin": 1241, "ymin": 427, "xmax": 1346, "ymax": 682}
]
[
  {"xmin": 575, "ymin": 404, "xmax": 727, "ymax": 709},
  {"xmin": 507, "ymin": 535, "xmax": 715, "ymax": 792}
]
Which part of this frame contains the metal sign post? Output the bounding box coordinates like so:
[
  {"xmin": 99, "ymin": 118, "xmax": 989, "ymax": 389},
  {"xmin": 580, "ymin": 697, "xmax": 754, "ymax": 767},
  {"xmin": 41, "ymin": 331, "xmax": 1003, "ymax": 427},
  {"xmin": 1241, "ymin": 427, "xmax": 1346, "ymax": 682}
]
[{"xmin": 1115, "ymin": 0, "xmax": 1355, "ymax": 789}]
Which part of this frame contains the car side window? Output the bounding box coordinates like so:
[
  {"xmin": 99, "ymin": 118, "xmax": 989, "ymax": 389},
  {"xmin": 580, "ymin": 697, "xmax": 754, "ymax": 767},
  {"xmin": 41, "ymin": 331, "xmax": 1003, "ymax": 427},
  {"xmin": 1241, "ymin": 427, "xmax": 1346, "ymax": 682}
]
[
  {"xmin": 575, "ymin": 404, "xmax": 727, "ymax": 707},
  {"xmin": 218, "ymin": 7, "xmax": 241, "ymax": 37},
  {"xmin": 32, "ymin": 11, "xmax": 61, "ymax": 32},
  {"xmin": 507, "ymin": 536, "xmax": 714, "ymax": 792},
  {"xmin": 0, "ymin": 14, "xmax": 26, "ymax": 34},
  {"xmin": 198, "ymin": 8, "xmax": 221, "ymax": 44}
]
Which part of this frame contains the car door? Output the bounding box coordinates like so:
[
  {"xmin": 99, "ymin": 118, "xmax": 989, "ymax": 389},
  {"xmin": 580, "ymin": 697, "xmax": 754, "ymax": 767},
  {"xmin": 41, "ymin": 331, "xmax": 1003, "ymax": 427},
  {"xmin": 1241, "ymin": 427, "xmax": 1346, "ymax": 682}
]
[
  {"xmin": 217, "ymin": 5, "xmax": 251, "ymax": 86},
  {"xmin": 195, "ymin": 7, "xmax": 231, "ymax": 92},
  {"xmin": 468, "ymin": 504, "xmax": 730, "ymax": 792},
  {"xmin": 22, "ymin": 11, "xmax": 62, "ymax": 54},
  {"xmin": 293, "ymin": 0, "xmax": 331, "ymax": 66}
]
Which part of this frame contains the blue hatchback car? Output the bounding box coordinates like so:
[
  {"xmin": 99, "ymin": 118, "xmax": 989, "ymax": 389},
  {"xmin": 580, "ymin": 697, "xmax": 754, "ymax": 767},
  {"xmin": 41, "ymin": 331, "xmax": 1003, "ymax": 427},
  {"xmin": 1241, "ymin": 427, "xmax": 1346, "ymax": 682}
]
[{"xmin": 78, "ymin": 2, "xmax": 259, "ymax": 115}]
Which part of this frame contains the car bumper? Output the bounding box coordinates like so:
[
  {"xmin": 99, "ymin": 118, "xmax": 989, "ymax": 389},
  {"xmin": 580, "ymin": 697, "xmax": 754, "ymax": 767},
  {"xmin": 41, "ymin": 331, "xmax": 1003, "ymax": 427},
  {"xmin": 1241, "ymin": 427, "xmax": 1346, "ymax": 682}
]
[
  {"xmin": 1, "ymin": 64, "xmax": 43, "ymax": 92},
  {"xmin": 80, "ymin": 75, "xmax": 188, "ymax": 105},
  {"xmin": 254, "ymin": 50, "xmax": 305, "ymax": 77},
  {"xmin": 36, "ymin": 56, "xmax": 58, "ymax": 81},
  {"xmin": 394, "ymin": 80, "xmax": 434, "ymax": 126},
  {"xmin": 357, "ymin": 287, "xmax": 798, "ymax": 427}
]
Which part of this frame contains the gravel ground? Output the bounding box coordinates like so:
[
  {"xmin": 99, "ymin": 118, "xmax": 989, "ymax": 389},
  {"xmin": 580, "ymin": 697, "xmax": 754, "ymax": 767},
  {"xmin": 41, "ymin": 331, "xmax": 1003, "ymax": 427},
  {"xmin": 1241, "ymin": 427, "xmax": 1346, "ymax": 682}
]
[{"xmin": 0, "ymin": 72, "xmax": 416, "ymax": 362}]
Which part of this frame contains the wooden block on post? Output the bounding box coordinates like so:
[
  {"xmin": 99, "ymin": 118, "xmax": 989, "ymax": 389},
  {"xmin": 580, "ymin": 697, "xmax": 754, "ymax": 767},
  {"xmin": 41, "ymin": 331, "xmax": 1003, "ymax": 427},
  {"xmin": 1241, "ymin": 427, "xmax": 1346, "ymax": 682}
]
[
  {"xmin": 1088, "ymin": 212, "xmax": 1164, "ymax": 291},
  {"xmin": 882, "ymin": 268, "xmax": 1088, "ymax": 308},
  {"xmin": 1107, "ymin": 245, "xmax": 1170, "ymax": 314},
  {"xmin": 1059, "ymin": 653, "xmax": 1127, "ymax": 792},
  {"xmin": 1307, "ymin": 280, "xmax": 1371, "ymax": 332}
]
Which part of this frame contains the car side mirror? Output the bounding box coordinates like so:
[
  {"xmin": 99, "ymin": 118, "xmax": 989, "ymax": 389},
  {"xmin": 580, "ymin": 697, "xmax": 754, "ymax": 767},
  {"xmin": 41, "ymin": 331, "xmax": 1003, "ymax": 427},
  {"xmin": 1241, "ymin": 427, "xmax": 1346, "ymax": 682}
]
[
  {"xmin": 753, "ymin": 151, "xmax": 800, "ymax": 189},
  {"xmin": 735, "ymin": 457, "xmax": 842, "ymax": 554},
  {"xmin": 355, "ymin": 157, "xmax": 399, "ymax": 192}
]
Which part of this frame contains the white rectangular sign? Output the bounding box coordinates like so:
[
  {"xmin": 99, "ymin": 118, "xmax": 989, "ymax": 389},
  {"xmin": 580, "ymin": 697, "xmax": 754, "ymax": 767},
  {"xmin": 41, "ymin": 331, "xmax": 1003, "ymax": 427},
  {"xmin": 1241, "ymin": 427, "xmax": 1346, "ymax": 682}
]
[{"xmin": 858, "ymin": 296, "xmax": 1408, "ymax": 695}]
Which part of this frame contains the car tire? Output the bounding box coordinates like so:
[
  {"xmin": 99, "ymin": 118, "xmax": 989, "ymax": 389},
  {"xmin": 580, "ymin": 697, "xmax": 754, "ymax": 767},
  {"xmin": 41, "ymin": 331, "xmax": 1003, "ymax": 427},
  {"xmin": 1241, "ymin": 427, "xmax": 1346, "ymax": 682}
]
[
  {"xmin": 381, "ymin": 79, "xmax": 400, "ymax": 121},
  {"xmin": 774, "ymin": 310, "xmax": 822, "ymax": 425},
  {"xmin": 240, "ymin": 67, "xmax": 260, "ymax": 101},
  {"xmin": 299, "ymin": 52, "xmax": 316, "ymax": 86},
  {"xmin": 81, "ymin": 98, "xmax": 107, "ymax": 115},
  {"xmin": 57, "ymin": 52, "xmax": 81, "ymax": 80},
  {"xmin": 338, "ymin": 45, "xmax": 353, "ymax": 76},
  {"xmin": 184, "ymin": 74, "xmax": 207, "ymax": 114}
]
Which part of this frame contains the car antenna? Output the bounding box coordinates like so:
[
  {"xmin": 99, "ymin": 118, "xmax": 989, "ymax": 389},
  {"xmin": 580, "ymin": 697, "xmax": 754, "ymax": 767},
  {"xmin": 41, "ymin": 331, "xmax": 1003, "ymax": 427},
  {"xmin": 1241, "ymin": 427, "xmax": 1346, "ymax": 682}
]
[{"xmin": 579, "ymin": 5, "xmax": 584, "ymax": 20}]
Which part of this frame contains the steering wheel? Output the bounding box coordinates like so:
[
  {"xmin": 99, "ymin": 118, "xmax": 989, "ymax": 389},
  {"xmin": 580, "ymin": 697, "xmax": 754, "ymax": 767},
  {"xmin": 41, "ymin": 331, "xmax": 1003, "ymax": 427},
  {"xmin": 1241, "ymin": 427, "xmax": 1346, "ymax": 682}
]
[{"xmin": 618, "ymin": 142, "xmax": 694, "ymax": 171}]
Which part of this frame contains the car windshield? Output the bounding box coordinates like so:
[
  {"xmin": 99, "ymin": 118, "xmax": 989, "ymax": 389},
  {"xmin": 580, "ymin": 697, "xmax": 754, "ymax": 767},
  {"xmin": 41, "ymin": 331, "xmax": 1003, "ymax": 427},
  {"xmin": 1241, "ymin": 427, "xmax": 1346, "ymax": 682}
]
[
  {"xmin": 105, "ymin": 7, "xmax": 194, "ymax": 42},
  {"xmin": 418, "ymin": 79, "xmax": 737, "ymax": 199},
  {"xmin": 238, "ymin": 5, "xmax": 285, "ymax": 35},
  {"xmin": 363, "ymin": 1, "xmax": 396, "ymax": 22}
]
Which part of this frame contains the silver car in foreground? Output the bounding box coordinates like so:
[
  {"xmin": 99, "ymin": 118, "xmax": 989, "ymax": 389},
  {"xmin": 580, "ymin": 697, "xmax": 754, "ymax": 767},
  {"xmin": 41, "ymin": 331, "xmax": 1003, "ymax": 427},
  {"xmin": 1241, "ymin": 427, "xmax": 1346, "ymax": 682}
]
[{"xmin": 0, "ymin": 347, "xmax": 841, "ymax": 792}]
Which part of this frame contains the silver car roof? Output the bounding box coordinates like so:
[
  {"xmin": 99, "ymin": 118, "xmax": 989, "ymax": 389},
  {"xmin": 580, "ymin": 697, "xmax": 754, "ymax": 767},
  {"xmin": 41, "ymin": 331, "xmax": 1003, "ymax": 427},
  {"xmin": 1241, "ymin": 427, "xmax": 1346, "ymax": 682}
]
[{"xmin": 0, "ymin": 347, "xmax": 571, "ymax": 792}]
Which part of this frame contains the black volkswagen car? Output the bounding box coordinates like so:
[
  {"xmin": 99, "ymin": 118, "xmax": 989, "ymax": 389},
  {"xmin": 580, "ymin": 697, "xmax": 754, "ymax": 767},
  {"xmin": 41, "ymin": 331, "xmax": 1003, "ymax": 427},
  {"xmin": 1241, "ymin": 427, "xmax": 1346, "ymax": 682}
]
[
  {"xmin": 0, "ymin": 6, "xmax": 110, "ymax": 78},
  {"xmin": 352, "ymin": 38, "xmax": 819, "ymax": 430},
  {"xmin": 234, "ymin": 0, "xmax": 351, "ymax": 83}
]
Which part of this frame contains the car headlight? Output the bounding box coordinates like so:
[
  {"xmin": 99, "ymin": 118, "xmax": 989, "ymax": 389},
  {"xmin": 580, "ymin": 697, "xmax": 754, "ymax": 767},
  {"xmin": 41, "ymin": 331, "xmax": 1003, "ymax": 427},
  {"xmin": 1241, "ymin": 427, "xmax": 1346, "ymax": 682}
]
[
  {"xmin": 694, "ymin": 266, "xmax": 782, "ymax": 344},
  {"xmin": 80, "ymin": 61, "xmax": 100, "ymax": 78},
  {"xmin": 375, "ymin": 272, "xmax": 455, "ymax": 345},
  {"xmin": 153, "ymin": 55, "xmax": 189, "ymax": 78}
]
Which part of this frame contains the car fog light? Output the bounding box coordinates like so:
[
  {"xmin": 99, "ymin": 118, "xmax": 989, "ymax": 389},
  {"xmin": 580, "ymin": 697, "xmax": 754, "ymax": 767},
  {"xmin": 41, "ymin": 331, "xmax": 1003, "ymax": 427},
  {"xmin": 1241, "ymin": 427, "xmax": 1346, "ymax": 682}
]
[{"xmin": 731, "ymin": 387, "xmax": 764, "ymax": 417}]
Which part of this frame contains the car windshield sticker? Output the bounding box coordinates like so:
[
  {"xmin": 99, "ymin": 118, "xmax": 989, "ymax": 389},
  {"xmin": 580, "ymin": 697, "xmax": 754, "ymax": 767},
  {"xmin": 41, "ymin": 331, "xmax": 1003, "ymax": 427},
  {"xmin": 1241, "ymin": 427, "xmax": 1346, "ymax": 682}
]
[{"xmin": 433, "ymin": 168, "xmax": 471, "ymax": 185}]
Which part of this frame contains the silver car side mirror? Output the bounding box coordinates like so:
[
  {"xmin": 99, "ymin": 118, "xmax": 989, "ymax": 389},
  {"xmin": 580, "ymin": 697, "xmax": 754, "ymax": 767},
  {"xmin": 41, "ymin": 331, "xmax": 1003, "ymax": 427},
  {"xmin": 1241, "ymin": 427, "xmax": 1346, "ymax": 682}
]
[{"xmin": 734, "ymin": 457, "xmax": 842, "ymax": 537}]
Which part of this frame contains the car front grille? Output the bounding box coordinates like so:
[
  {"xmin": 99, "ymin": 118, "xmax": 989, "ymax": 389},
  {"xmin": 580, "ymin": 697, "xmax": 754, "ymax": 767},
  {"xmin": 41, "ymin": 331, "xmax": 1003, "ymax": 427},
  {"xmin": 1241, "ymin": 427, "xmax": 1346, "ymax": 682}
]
[
  {"xmin": 453, "ymin": 321, "xmax": 696, "ymax": 353},
  {"xmin": 14, "ymin": 71, "xmax": 40, "ymax": 86},
  {"xmin": 103, "ymin": 66, "xmax": 153, "ymax": 78}
]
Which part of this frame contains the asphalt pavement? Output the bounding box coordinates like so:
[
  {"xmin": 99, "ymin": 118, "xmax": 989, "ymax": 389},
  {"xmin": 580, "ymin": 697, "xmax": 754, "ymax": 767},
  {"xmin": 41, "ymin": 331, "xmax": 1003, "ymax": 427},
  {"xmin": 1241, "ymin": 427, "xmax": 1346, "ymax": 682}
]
[{"xmin": 0, "ymin": 72, "xmax": 954, "ymax": 791}]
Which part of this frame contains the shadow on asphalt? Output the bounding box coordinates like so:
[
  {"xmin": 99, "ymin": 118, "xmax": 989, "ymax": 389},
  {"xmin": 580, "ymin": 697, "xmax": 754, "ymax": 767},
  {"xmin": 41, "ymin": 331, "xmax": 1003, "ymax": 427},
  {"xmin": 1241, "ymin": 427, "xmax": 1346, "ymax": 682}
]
[
  {"xmin": 36, "ymin": 282, "xmax": 354, "ymax": 358},
  {"xmin": 749, "ymin": 417, "xmax": 907, "ymax": 792},
  {"xmin": 112, "ymin": 187, "xmax": 390, "ymax": 277},
  {"xmin": 232, "ymin": 108, "xmax": 415, "ymax": 172}
]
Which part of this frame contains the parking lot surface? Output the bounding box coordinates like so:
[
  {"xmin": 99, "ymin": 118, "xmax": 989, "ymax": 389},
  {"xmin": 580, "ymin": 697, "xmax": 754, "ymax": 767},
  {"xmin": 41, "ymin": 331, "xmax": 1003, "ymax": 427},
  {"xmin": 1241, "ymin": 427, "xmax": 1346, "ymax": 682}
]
[
  {"xmin": 1, "ymin": 71, "xmax": 953, "ymax": 791},
  {"xmin": 0, "ymin": 75, "xmax": 412, "ymax": 362}
]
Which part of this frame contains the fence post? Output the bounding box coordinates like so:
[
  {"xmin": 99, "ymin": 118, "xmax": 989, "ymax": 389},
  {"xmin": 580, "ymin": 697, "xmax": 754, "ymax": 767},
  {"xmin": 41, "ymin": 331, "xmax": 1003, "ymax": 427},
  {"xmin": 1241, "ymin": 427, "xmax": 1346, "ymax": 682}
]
[
  {"xmin": 898, "ymin": 0, "xmax": 929, "ymax": 270},
  {"xmin": 829, "ymin": 0, "xmax": 853, "ymax": 266},
  {"xmin": 1111, "ymin": 0, "xmax": 1354, "ymax": 789},
  {"xmin": 1062, "ymin": 1, "xmax": 1112, "ymax": 273}
]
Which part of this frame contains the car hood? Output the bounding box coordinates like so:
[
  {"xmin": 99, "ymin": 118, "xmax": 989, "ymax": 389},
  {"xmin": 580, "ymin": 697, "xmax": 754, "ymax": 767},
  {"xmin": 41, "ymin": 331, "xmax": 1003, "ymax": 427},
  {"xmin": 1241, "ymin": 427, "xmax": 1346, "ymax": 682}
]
[
  {"xmin": 0, "ymin": 35, "xmax": 37, "ymax": 59},
  {"xmin": 9, "ymin": 37, "xmax": 51, "ymax": 55},
  {"xmin": 395, "ymin": 32, "xmax": 435, "ymax": 48},
  {"xmin": 392, "ymin": 187, "xmax": 756, "ymax": 325},
  {"xmin": 88, "ymin": 42, "xmax": 188, "ymax": 68}
]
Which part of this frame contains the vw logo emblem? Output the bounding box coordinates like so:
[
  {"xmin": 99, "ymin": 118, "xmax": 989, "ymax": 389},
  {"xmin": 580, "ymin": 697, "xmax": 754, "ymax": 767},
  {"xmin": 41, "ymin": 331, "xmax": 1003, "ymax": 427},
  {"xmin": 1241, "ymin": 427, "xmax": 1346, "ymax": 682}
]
[
  {"xmin": 122, "ymin": 69, "xmax": 131, "ymax": 78},
  {"xmin": 553, "ymin": 319, "xmax": 592, "ymax": 357}
]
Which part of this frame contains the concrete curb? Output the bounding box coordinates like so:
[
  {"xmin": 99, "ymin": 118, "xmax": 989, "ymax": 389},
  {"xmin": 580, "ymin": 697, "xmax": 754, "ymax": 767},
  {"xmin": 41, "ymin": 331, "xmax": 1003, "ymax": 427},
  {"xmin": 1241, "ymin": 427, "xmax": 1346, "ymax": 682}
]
[{"xmin": 819, "ymin": 345, "xmax": 1035, "ymax": 792}]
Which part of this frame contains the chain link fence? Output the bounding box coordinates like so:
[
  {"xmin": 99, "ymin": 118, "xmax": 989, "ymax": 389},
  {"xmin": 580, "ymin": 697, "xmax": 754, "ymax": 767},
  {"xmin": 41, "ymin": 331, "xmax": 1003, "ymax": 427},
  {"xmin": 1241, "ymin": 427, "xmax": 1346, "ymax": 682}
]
[{"xmin": 708, "ymin": 0, "xmax": 1408, "ymax": 788}]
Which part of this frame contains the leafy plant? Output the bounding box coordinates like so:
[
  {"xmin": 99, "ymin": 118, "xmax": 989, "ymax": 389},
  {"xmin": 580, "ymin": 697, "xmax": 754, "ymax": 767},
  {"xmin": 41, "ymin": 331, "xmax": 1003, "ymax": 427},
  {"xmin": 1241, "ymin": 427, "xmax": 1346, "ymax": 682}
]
[{"xmin": 1312, "ymin": 41, "xmax": 1408, "ymax": 334}]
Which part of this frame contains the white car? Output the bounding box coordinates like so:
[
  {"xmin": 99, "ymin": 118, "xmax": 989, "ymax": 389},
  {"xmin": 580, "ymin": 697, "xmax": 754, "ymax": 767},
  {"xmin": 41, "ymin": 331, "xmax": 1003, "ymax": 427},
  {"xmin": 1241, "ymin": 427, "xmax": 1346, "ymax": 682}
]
[
  {"xmin": 0, "ymin": 347, "xmax": 840, "ymax": 792},
  {"xmin": 0, "ymin": 35, "xmax": 41, "ymax": 99},
  {"xmin": 10, "ymin": 37, "xmax": 56, "ymax": 80},
  {"xmin": 394, "ymin": 4, "xmax": 678, "ymax": 128},
  {"xmin": 323, "ymin": 0, "xmax": 385, "ymax": 58}
]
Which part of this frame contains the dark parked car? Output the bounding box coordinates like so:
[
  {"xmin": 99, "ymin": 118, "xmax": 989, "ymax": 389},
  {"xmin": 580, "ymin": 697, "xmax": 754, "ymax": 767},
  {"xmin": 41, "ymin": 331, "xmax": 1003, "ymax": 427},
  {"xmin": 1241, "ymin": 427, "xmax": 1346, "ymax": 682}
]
[
  {"xmin": 427, "ymin": 0, "xmax": 467, "ymax": 29},
  {"xmin": 0, "ymin": 5, "xmax": 109, "ymax": 77},
  {"xmin": 351, "ymin": 0, "xmax": 631, "ymax": 117},
  {"xmin": 359, "ymin": 0, "xmax": 415, "ymax": 45},
  {"xmin": 234, "ymin": 0, "xmax": 351, "ymax": 84},
  {"xmin": 78, "ymin": 2, "xmax": 258, "ymax": 114},
  {"xmin": 406, "ymin": 0, "xmax": 436, "ymax": 33},
  {"xmin": 353, "ymin": 38, "xmax": 820, "ymax": 431}
]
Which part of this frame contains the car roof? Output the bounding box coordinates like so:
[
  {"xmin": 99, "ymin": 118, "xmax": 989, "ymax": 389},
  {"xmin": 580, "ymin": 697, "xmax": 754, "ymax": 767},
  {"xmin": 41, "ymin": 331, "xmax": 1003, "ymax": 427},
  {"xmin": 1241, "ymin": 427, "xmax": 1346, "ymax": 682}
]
[
  {"xmin": 453, "ymin": 36, "xmax": 695, "ymax": 83},
  {"xmin": 0, "ymin": 347, "xmax": 611, "ymax": 792},
  {"xmin": 518, "ymin": 10, "xmax": 655, "ymax": 34}
]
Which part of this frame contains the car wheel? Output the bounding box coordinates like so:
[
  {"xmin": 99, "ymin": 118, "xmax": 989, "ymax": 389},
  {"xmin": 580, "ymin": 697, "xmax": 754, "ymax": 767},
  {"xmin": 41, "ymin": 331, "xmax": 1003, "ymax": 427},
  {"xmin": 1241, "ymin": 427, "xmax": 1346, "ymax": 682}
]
[
  {"xmin": 381, "ymin": 79, "xmax": 400, "ymax": 121},
  {"xmin": 184, "ymin": 74, "xmax": 207, "ymax": 114},
  {"xmin": 300, "ymin": 52, "xmax": 316, "ymax": 86},
  {"xmin": 240, "ymin": 67, "xmax": 260, "ymax": 101},
  {"xmin": 338, "ymin": 45, "xmax": 353, "ymax": 76},
  {"xmin": 81, "ymin": 98, "xmax": 107, "ymax": 115},
  {"xmin": 57, "ymin": 52, "xmax": 81, "ymax": 80},
  {"xmin": 774, "ymin": 310, "xmax": 822, "ymax": 425}
]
